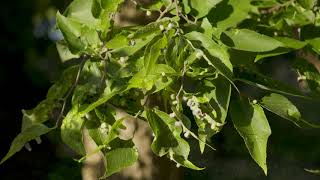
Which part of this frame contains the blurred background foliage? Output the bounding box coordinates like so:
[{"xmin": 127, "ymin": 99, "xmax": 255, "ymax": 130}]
[{"xmin": 0, "ymin": 0, "xmax": 319, "ymax": 179}]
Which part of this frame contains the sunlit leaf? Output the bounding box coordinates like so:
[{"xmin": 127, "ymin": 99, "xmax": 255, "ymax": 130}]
[{"xmin": 230, "ymin": 98, "xmax": 271, "ymax": 175}]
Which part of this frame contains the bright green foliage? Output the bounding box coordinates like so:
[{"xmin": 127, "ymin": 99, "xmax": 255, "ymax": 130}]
[{"xmin": 2, "ymin": 0, "xmax": 320, "ymax": 177}]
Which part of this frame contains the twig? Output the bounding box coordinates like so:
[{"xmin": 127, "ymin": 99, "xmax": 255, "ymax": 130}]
[
  {"xmin": 55, "ymin": 55, "xmax": 89, "ymax": 127},
  {"xmin": 157, "ymin": 2, "xmax": 173, "ymax": 21}
]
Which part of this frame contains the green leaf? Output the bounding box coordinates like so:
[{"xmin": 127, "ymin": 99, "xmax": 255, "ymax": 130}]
[
  {"xmin": 61, "ymin": 108, "xmax": 86, "ymax": 155},
  {"xmin": 148, "ymin": 109, "xmax": 203, "ymax": 170},
  {"xmin": 22, "ymin": 66, "xmax": 78, "ymax": 130},
  {"xmin": 0, "ymin": 124, "xmax": 52, "ymax": 164},
  {"xmin": 201, "ymin": 18, "xmax": 214, "ymax": 37},
  {"xmin": 56, "ymin": 12, "xmax": 85, "ymax": 53},
  {"xmin": 101, "ymin": 0, "xmax": 125, "ymax": 12},
  {"xmin": 223, "ymin": 29, "xmax": 284, "ymax": 52},
  {"xmin": 110, "ymin": 33, "xmax": 159, "ymax": 57},
  {"xmin": 255, "ymin": 37, "xmax": 306, "ymax": 62},
  {"xmin": 130, "ymin": 20, "xmax": 169, "ymax": 40},
  {"xmin": 128, "ymin": 64, "xmax": 176, "ymax": 92},
  {"xmin": 307, "ymin": 38, "xmax": 320, "ymax": 54},
  {"xmin": 234, "ymin": 67, "xmax": 305, "ymax": 98},
  {"xmin": 297, "ymin": 0, "xmax": 317, "ymax": 9},
  {"xmin": 255, "ymin": 48, "xmax": 291, "ymax": 62},
  {"xmin": 293, "ymin": 58, "xmax": 320, "ymax": 96},
  {"xmin": 230, "ymin": 98, "xmax": 271, "ymax": 175},
  {"xmin": 56, "ymin": 42, "xmax": 80, "ymax": 62},
  {"xmin": 64, "ymin": 0, "xmax": 100, "ymax": 28},
  {"xmin": 283, "ymin": 6, "xmax": 315, "ymax": 26},
  {"xmin": 274, "ymin": 37, "xmax": 307, "ymax": 49},
  {"xmin": 189, "ymin": 0, "xmax": 223, "ymax": 18},
  {"xmin": 261, "ymin": 93, "xmax": 320, "ymax": 128},
  {"xmin": 92, "ymin": 0, "xmax": 102, "ymax": 18},
  {"xmin": 185, "ymin": 32, "xmax": 233, "ymax": 78},
  {"xmin": 144, "ymin": 36, "xmax": 167, "ymax": 74},
  {"xmin": 208, "ymin": 0, "xmax": 252, "ymax": 34},
  {"xmin": 103, "ymin": 147, "xmax": 138, "ymax": 177}
]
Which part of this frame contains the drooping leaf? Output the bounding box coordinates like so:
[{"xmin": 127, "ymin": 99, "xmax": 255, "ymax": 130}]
[
  {"xmin": 22, "ymin": 66, "xmax": 78, "ymax": 130},
  {"xmin": 61, "ymin": 108, "xmax": 86, "ymax": 155},
  {"xmin": 0, "ymin": 124, "xmax": 52, "ymax": 164},
  {"xmin": 230, "ymin": 98, "xmax": 271, "ymax": 175},
  {"xmin": 222, "ymin": 29, "xmax": 284, "ymax": 52},
  {"xmin": 261, "ymin": 93, "xmax": 320, "ymax": 128}
]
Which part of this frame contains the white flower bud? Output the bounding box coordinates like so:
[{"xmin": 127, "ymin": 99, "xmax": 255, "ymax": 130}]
[
  {"xmin": 196, "ymin": 51, "xmax": 203, "ymax": 59},
  {"xmin": 24, "ymin": 143, "xmax": 32, "ymax": 151},
  {"xmin": 169, "ymin": 112, "xmax": 176, "ymax": 118},
  {"xmin": 101, "ymin": 122, "xmax": 107, "ymax": 129},
  {"xmin": 170, "ymin": 94, "xmax": 175, "ymax": 100},
  {"xmin": 146, "ymin": 10, "xmax": 152, "ymax": 16},
  {"xmin": 119, "ymin": 57, "xmax": 127, "ymax": 64},
  {"xmin": 174, "ymin": 121, "xmax": 182, "ymax": 127},
  {"xmin": 184, "ymin": 131, "xmax": 190, "ymax": 138},
  {"xmin": 182, "ymin": 96, "xmax": 188, "ymax": 101},
  {"xmin": 176, "ymin": 163, "xmax": 181, "ymax": 168},
  {"xmin": 159, "ymin": 25, "xmax": 165, "ymax": 31},
  {"xmin": 161, "ymin": 72, "xmax": 166, "ymax": 76},
  {"xmin": 129, "ymin": 40, "xmax": 136, "ymax": 46},
  {"xmin": 170, "ymin": 155, "xmax": 174, "ymax": 161},
  {"xmin": 172, "ymin": 100, "xmax": 178, "ymax": 105},
  {"xmin": 252, "ymin": 99, "xmax": 258, "ymax": 104},
  {"xmin": 210, "ymin": 123, "xmax": 217, "ymax": 130},
  {"xmin": 297, "ymin": 75, "xmax": 306, "ymax": 82},
  {"xmin": 128, "ymin": 34, "xmax": 134, "ymax": 39},
  {"xmin": 35, "ymin": 137, "xmax": 42, "ymax": 144},
  {"xmin": 167, "ymin": 23, "xmax": 174, "ymax": 30}
]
